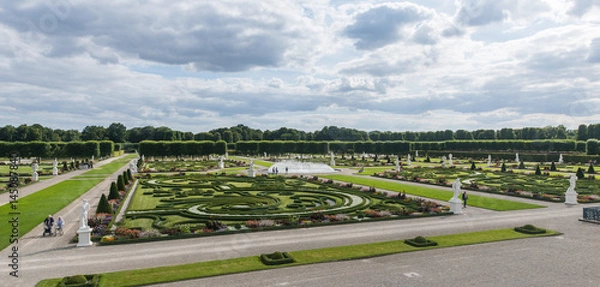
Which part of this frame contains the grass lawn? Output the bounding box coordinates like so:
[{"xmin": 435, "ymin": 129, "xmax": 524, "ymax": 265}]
[
  {"xmin": 320, "ymin": 174, "xmax": 545, "ymax": 211},
  {"xmin": 0, "ymin": 179, "xmax": 103, "ymax": 251},
  {"xmin": 83, "ymin": 154, "xmax": 137, "ymax": 175},
  {"xmin": 0, "ymin": 154, "xmax": 137, "ymax": 251},
  {"xmin": 36, "ymin": 227, "xmax": 559, "ymax": 287}
]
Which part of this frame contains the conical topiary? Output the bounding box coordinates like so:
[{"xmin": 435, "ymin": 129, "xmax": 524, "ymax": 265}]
[
  {"xmin": 535, "ymin": 165, "xmax": 541, "ymax": 176},
  {"xmin": 501, "ymin": 162, "xmax": 507, "ymax": 172},
  {"xmin": 550, "ymin": 161, "xmax": 557, "ymax": 171},
  {"xmin": 576, "ymin": 167, "xmax": 585, "ymax": 179},
  {"xmin": 470, "ymin": 162, "xmax": 476, "ymax": 170},
  {"xmin": 96, "ymin": 194, "xmax": 113, "ymax": 214},
  {"xmin": 588, "ymin": 163, "xmax": 595, "ymax": 174},
  {"xmin": 117, "ymin": 175, "xmax": 126, "ymax": 191},
  {"xmin": 518, "ymin": 161, "xmax": 525, "ymax": 169},
  {"xmin": 127, "ymin": 169, "xmax": 133, "ymax": 181},
  {"xmin": 108, "ymin": 182, "xmax": 119, "ymax": 200}
]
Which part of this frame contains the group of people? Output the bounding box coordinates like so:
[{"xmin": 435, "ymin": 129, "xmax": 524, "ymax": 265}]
[{"xmin": 42, "ymin": 214, "xmax": 64, "ymax": 236}]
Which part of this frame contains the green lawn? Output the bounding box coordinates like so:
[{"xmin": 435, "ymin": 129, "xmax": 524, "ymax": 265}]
[
  {"xmin": 320, "ymin": 174, "xmax": 545, "ymax": 211},
  {"xmin": 36, "ymin": 227, "xmax": 559, "ymax": 287},
  {"xmin": 0, "ymin": 179, "xmax": 103, "ymax": 251},
  {"xmin": 0, "ymin": 154, "xmax": 137, "ymax": 251}
]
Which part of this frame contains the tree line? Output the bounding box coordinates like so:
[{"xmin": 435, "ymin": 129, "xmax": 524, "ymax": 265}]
[{"xmin": 1, "ymin": 123, "xmax": 600, "ymax": 143}]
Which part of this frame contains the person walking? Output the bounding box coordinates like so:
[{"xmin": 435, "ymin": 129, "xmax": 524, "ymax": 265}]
[
  {"xmin": 56, "ymin": 216, "xmax": 65, "ymax": 235},
  {"xmin": 43, "ymin": 215, "xmax": 54, "ymax": 236},
  {"xmin": 462, "ymin": 191, "xmax": 468, "ymax": 208}
]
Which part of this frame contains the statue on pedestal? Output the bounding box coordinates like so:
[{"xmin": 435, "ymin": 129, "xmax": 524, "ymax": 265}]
[{"xmin": 80, "ymin": 199, "xmax": 90, "ymax": 229}]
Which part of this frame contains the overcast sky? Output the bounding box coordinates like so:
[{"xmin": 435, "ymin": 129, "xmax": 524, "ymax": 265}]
[{"xmin": 1, "ymin": 0, "xmax": 599, "ymax": 133}]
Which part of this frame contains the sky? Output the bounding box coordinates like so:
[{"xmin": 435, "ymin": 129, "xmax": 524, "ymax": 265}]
[{"xmin": 0, "ymin": 0, "xmax": 599, "ymax": 133}]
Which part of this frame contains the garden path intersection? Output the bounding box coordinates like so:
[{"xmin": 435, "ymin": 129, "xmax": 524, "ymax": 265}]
[{"xmin": 1, "ymin": 161, "xmax": 598, "ymax": 287}]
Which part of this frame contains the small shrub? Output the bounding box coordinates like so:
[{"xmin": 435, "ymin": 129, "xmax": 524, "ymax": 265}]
[
  {"xmin": 514, "ymin": 224, "xmax": 546, "ymax": 234},
  {"xmin": 260, "ymin": 251, "xmax": 295, "ymax": 265},
  {"xmin": 404, "ymin": 235, "xmax": 438, "ymax": 247}
]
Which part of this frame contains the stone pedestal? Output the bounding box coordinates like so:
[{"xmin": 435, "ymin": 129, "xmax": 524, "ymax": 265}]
[
  {"xmin": 248, "ymin": 167, "xmax": 255, "ymax": 178},
  {"xmin": 449, "ymin": 198, "xmax": 463, "ymax": 214},
  {"xmin": 32, "ymin": 172, "xmax": 39, "ymax": 181},
  {"xmin": 565, "ymin": 190, "xmax": 578, "ymax": 205},
  {"xmin": 77, "ymin": 227, "xmax": 93, "ymax": 247},
  {"xmin": 52, "ymin": 167, "xmax": 58, "ymax": 176},
  {"xmin": 218, "ymin": 161, "xmax": 224, "ymax": 169}
]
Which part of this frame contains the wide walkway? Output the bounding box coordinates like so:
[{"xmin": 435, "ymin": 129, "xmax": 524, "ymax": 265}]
[{"xmin": 0, "ymin": 164, "xmax": 596, "ymax": 287}]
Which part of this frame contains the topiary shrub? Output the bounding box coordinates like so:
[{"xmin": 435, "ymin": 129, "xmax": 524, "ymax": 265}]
[
  {"xmin": 404, "ymin": 235, "xmax": 438, "ymax": 247},
  {"xmin": 108, "ymin": 182, "xmax": 119, "ymax": 200},
  {"xmin": 514, "ymin": 224, "xmax": 546, "ymax": 234},
  {"xmin": 577, "ymin": 168, "xmax": 585, "ymax": 180},
  {"xmin": 95, "ymin": 194, "xmax": 113, "ymax": 214},
  {"xmin": 260, "ymin": 251, "xmax": 295, "ymax": 265},
  {"xmin": 58, "ymin": 274, "xmax": 99, "ymax": 287}
]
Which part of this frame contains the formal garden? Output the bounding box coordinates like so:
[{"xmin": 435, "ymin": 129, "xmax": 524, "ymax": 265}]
[
  {"xmin": 94, "ymin": 168, "xmax": 450, "ymax": 243},
  {"xmin": 372, "ymin": 157, "xmax": 599, "ymax": 203}
]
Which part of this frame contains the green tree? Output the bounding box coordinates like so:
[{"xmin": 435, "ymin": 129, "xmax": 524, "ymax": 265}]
[
  {"xmin": 501, "ymin": 162, "xmax": 507, "ymax": 172},
  {"xmin": 107, "ymin": 122, "xmax": 127, "ymax": 143},
  {"xmin": 117, "ymin": 175, "xmax": 126, "ymax": 191},
  {"xmin": 470, "ymin": 161, "xmax": 476, "ymax": 170},
  {"xmin": 535, "ymin": 165, "xmax": 541, "ymax": 176},
  {"xmin": 576, "ymin": 167, "xmax": 585, "ymax": 180},
  {"xmin": 108, "ymin": 182, "xmax": 120, "ymax": 200},
  {"xmin": 518, "ymin": 161, "xmax": 525, "ymax": 169},
  {"xmin": 588, "ymin": 163, "xmax": 595, "ymax": 174},
  {"xmin": 550, "ymin": 162, "xmax": 557, "ymax": 171},
  {"xmin": 96, "ymin": 194, "xmax": 113, "ymax": 214}
]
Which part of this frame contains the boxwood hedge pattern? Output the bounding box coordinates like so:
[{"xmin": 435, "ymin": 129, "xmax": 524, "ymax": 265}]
[
  {"xmin": 375, "ymin": 166, "xmax": 599, "ymax": 203},
  {"xmin": 125, "ymin": 173, "xmax": 449, "ymax": 232}
]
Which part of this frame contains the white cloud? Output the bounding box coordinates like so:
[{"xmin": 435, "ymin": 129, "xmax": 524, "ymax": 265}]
[{"xmin": 0, "ymin": 0, "xmax": 598, "ymax": 133}]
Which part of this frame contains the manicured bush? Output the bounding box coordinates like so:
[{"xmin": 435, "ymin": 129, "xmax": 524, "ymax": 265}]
[
  {"xmin": 470, "ymin": 162, "xmax": 476, "ymax": 170},
  {"xmin": 404, "ymin": 235, "xmax": 438, "ymax": 247},
  {"xmin": 117, "ymin": 175, "xmax": 126, "ymax": 191},
  {"xmin": 108, "ymin": 182, "xmax": 119, "ymax": 200},
  {"xmin": 576, "ymin": 168, "xmax": 585, "ymax": 180},
  {"xmin": 96, "ymin": 194, "xmax": 113, "ymax": 214},
  {"xmin": 501, "ymin": 162, "xmax": 507, "ymax": 172},
  {"xmin": 260, "ymin": 251, "xmax": 295, "ymax": 265},
  {"xmin": 58, "ymin": 274, "xmax": 99, "ymax": 287},
  {"xmin": 588, "ymin": 163, "xmax": 595, "ymax": 174},
  {"xmin": 518, "ymin": 161, "xmax": 525, "ymax": 169},
  {"xmin": 550, "ymin": 162, "xmax": 557, "ymax": 171},
  {"xmin": 535, "ymin": 165, "xmax": 541, "ymax": 176},
  {"xmin": 514, "ymin": 224, "xmax": 546, "ymax": 234}
]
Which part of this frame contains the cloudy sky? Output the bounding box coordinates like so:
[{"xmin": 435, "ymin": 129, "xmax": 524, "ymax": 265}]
[{"xmin": 1, "ymin": 0, "xmax": 599, "ymax": 133}]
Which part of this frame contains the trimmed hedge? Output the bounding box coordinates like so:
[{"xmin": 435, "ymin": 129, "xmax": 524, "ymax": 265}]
[
  {"xmin": 514, "ymin": 224, "xmax": 546, "ymax": 234},
  {"xmin": 404, "ymin": 236, "xmax": 438, "ymax": 247},
  {"xmin": 58, "ymin": 274, "xmax": 100, "ymax": 287},
  {"xmin": 260, "ymin": 251, "xmax": 295, "ymax": 265}
]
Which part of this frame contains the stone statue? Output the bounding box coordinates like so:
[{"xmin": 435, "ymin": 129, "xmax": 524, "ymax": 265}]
[
  {"xmin": 565, "ymin": 173, "xmax": 578, "ymax": 204},
  {"xmin": 407, "ymin": 154, "xmax": 411, "ymax": 166},
  {"xmin": 80, "ymin": 199, "xmax": 90, "ymax": 229},
  {"xmin": 415, "ymin": 150, "xmax": 419, "ymax": 157},
  {"xmin": 395, "ymin": 157, "xmax": 400, "ymax": 172},
  {"xmin": 515, "ymin": 153, "xmax": 520, "ymax": 162},
  {"xmin": 558, "ymin": 154, "xmax": 564, "ymax": 164},
  {"xmin": 32, "ymin": 161, "xmax": 39, "ymax": 181},
  {"xmin": 330, "ymin": 152, "xmax": 335, "ymax": 166},
  {"xmin": 449, "ymin": 154, "xmax": 453, "ymax": 166},
  {"xmin": 487, "ymin": 155, "xmax": 492, "ymax": 167},
  {"xmin": 568, "ymin": 174, "xmax": 576, "ymax": 192},
  {"xmin": 52, "ymin": 158, "xmax": 59, "ymax": 176},
  {"xmin": 452, "ymin": 178, "xmax": 461, "ymax": 200},
  {"xmin": 442, "ymin": 156, "xmax": 447, "ymax": 168}
]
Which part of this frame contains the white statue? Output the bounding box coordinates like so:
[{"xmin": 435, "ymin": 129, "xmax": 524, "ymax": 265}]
[
  {"xmin": 218, "ymin": 156, "xmax": 224, "ymax": 169},
  {"xmin": 452, "ymin": 178, "xmax": 461, "ymax": 200},
  {"xmin": 442, "ymin": 156, "xmax": 447, "ymax": 168},
  {"xmin": 415, "ymin": 150, "xmax": 419, "ymax": 157},
  {"xmin": 565, "ymin": 173, "xmax": 578, "ymax": 204},
  {"xmin": 80, "ymin": 199, "xmax": 90, "ymax": 228},
  {"xmin": 32, "ymin": 161, "xmax": 39, "ymax": 181},
  {"xmin": 449, "ymin": 154, "xmax": 453, "ymax": 166},
  {"xmin": 558, "ymin": 154, "xmax": 564, "ymax": 164},
  {"xmin": 407, "ymin": 154, "xmax": 411, "ymax": 166},
  {"xmin": 449, "ymin": 178, "xmax": 463, "ymax": 214},
  {"xmin": 395, "ymin": 156, "xmax": 400, "ymax": 172},
  {"xmin": 248, "ymin": 159, "xmax": 255, "ymax": 177},
  {"xmin": 52, "ymin": 158, "xmax": 59, "ymax": 176},
  {"xmin": 515, "ymin": 153, "xmax": 520, "ymax": 162},
  {"xmin": 330, "ymin": 152, "xmax": 335, "ymax": 166},
  {"xmin": 487, "ymin": 155, "xmax": 492, "ymax": 167}
]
